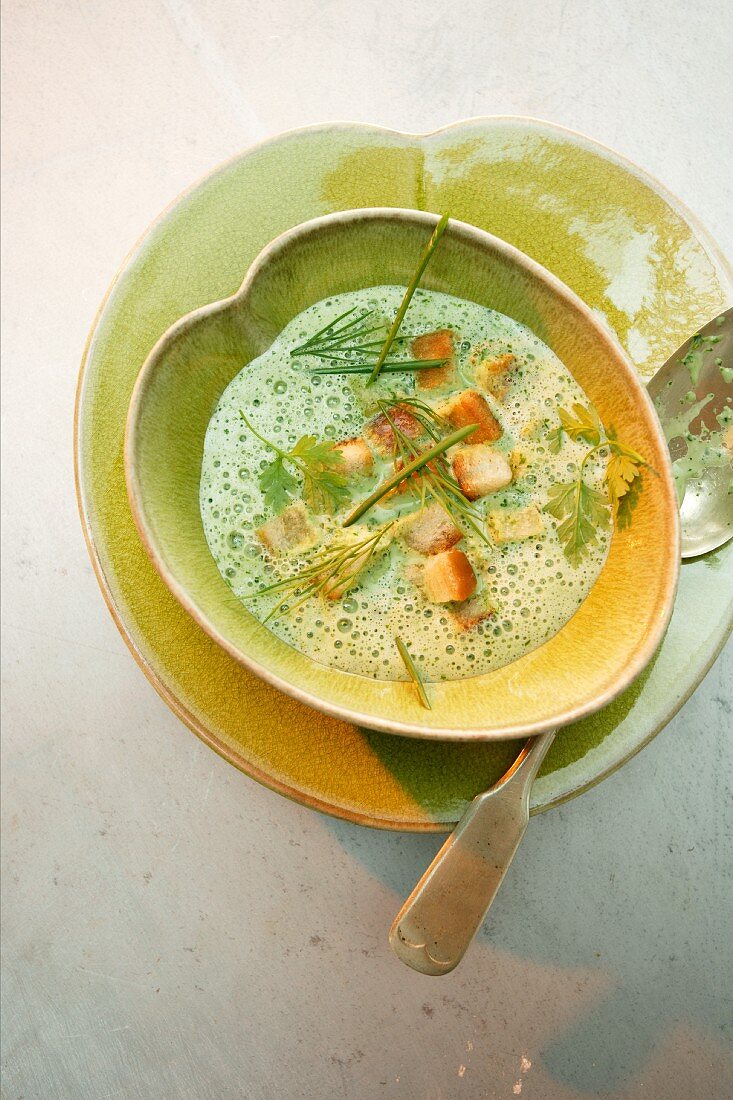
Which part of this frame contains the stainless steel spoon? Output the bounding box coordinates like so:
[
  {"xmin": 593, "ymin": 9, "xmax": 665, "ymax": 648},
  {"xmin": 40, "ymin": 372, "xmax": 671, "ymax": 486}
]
[
  {"xmin": 390, "ymin": 309, "xmax": 733, "ymax": 976},
  {"xmin": 647, "ymin": 307, "xmax": 733, "ymax": 557}
]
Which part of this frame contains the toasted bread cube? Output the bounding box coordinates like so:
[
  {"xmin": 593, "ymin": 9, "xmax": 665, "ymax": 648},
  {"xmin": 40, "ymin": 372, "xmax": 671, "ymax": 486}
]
[
  {"xmin": 520, "ymin": 416, "xmax": 543, "ymax": 440},
  {"xmin": 441, "ymin": 389, "xmax": 502, "ymax": 443},
  {"xmin": 257, "ymin": 502, "xmax": 318, "ymax": 556},
  {"xmin": 404, "ymin": 561, "xmax": 425, "ymax": 587},
  {"xmin": 475, "ymin": 353, "xmax": 516, "ymax": 400},
  {"xmin": 487, "ymin": 505, "xmax": 544, "ymax": 544},
  {"xmin": 451, "ymin": 594, "xmax": 497, "ymax": 631},
  {"xmin": 422, "ymin": 548, "xmax": 477, "ymax": 604},
  {"xmin": 402, "ymin": 503, "xmax": 463, "ymax": 556},
  {"xmin": 410, "ymin": 328, "xmax": 455, "ymax": 390},
  {"xmin": 411, "ymin": 329, "xmax": 454, "ymax": 359},
  {"xmin": 451, "ymin": 444, "xmax": 513, "ymax": 500},
  {"xmin": 365, "ymin": 404, "xmax": 422, "ymax": 455},
  {"xmin": 334, "ymin": 437, "xmax": 374, "ymax": 476},
  {"xmin": 508, "ymin": 449, "xmax": 528, "ymax": 479}
]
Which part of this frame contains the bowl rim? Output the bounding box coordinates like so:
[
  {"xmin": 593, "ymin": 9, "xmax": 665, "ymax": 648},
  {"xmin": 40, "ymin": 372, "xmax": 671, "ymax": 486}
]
[{"xmin": 124, "ymin": 206, "xmax": 681, "ymax": 741}]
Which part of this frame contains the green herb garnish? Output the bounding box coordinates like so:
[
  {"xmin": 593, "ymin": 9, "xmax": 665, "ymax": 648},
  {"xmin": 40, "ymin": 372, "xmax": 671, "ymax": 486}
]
[
  {"xmin": 239, "ymin": 409, "xmax": 350, "ymax": 515},
  {"xmin": 558, "ymin": 402, "xmax": 602, "ymax": 445},
  {"xmin": 290, "ymin": 306, "xmax": 397, "ymax": 360},
  {"xmin": 544, "ymin": 404, "xmax": 649, "ymax": 564},
  {"xmin": 395, "ymin": 636, "xmax": 431, "ymax": 709},
  {"xmin": 544, "ymin": 477, "xmax": 610, "ymax": 566},
  {"xmin": 366, "ymin": 213, "xmax": 450, "ymax": 386},
  {"xmin": 343, "ymin": 422, "xmax": 477, "ymax": 527},
  {"xmin": 247, "ymin": 523, "xmax": 395, "ymax": 622},
  {"xmin": 366, "ymin": 396, "xmax": 492, "ymax": 545},
  {"xmin": 288, "ymin": 215, "xmax": 450, "ymax": 381},
  {"xmin": 547, "ymin": 425, "xmax": 564, "ymax": 453},
  {"xmin": 308, "ymin": 358, "xmax": 448, "ymax": 376}
]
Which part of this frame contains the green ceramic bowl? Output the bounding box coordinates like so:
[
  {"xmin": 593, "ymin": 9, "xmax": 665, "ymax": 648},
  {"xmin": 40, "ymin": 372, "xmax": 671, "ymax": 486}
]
[{"xmin": 125, "ymin": 208, "xmax": 679, "ymax": 741}]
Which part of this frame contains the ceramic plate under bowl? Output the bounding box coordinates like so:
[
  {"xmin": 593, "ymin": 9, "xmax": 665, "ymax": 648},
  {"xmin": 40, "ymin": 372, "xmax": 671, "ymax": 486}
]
[
  {"xmin": 125, "ymin": 208, "xmax": 679, "ymax": 741},
  {"xmin": 76, "ymin": 117, "xmax": 733, "ymax": 829}
]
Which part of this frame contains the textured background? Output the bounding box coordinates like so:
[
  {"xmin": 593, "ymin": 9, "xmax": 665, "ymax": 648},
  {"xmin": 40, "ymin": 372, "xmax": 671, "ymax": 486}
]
[{"xmin": 2, "ymin": 1, "xmax": 732, "ymax": 1097}]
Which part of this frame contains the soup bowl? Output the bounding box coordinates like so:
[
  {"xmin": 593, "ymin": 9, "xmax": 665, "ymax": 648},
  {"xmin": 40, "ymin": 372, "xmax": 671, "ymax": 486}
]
[{"xmin": 125, "ymin": 209, "xmax": 679, "ymax": 740}]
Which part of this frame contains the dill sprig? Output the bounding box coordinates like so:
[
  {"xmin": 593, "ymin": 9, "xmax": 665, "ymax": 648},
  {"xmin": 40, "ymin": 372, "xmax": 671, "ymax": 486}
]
[
  {"xmin": 342, "ymin": 422, "xmax": 477, "ymax": 527},
  {"xmin": 290, "ymin": 306, "xmax": 382, "ymax": 357},
  {"xmin": 289, "ymin": 305, "xmax": 448, "ymax": 377},
  {"xmin": 395, "ymin": 637, "xmax": 431, "ymax": 709},
  {"xmin": 363, "ymin": 397, "xmax": 492, "ymax": 545},
  {"xmin": 366, "ymin": 213, "xmax": 450, "ymax": 386},
  {"xmin": 380, "ymin": 394, "xmax": 446, "ymax": 441},
  {"xmin": 246, "ymin": 523, "xmax": 395, "ymax": 622},
  {"xmin": 308, "ymin": 358, "xmax": 448, "ymax": 376},
  {"xmin": 239, "ymin": 409, "xmax": 350, "ymax": 515},
  {"xmin": 288, "ymin": 213, "xmax": 451, "ymax": 381},
  {"xmin": 290, "ymin": 306, "xmax": 412, "ymax": 361}
]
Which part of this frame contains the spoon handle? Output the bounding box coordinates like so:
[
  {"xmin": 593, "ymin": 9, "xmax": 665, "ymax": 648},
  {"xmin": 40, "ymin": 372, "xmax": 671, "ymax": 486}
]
[{"xmin": 389, "ymin": 731, "xmax": 555, "ymax": 975}]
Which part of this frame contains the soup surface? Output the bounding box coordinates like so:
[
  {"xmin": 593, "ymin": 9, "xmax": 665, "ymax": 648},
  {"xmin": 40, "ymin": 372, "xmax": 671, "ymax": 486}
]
[{"xmin": 200, "ymin": 286, "xmax": 610, "ymax": 682}]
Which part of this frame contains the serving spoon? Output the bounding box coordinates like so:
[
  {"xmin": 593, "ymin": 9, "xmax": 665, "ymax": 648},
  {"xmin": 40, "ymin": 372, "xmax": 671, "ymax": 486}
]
[{"xmin": 390, "ymin": 308, "xmax": 733, "ymax": 976}]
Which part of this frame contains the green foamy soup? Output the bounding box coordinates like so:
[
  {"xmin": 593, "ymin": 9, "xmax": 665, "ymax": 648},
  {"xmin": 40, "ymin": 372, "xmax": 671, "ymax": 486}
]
[{"xmin": 200, "ymin": 287, "xmax": 610, "ymax": 682}]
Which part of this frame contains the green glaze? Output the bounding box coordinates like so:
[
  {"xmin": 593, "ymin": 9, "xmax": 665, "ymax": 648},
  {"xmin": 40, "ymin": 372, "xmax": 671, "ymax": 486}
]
[
  {"xmin": 126, "ymin": 209, "xmax": 677, "ymax": 743},
  {"xmin": 326, "ymin": 125, "xmax": 725, "ymax": 380},
  {"xmin": 77, "ymin": 119, "xmax": 733, "ymax": 830}
]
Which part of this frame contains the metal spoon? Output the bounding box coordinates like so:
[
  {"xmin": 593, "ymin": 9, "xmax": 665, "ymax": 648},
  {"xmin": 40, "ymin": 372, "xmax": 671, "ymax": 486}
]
[
  {"xmin": 647, "ymin": 307, "xmax": 733, "ymax": 557},
  {"xmin": 390, "ymin": 309, "xmax": 733, "ymax": 976}
]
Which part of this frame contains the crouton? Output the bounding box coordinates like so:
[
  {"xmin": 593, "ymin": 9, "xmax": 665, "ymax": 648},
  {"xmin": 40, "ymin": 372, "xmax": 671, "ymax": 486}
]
[
  {"xmin": 402, "ymin": 502, "xmax": 463, "ymax": 556},
  {"xmin": 410, "ymin": 328, "xmax": 455, "ymax": 390},
  {"xmin": 334, "ymin": 437, "xmax": 374, "ymax": 476},
  {"xmin": 520, "ymin": 416, "xmax": 543, "ymax": 440},
  {"xmin": 257, "ymin": 502, "xmax": 318, "ymax": 556},
  {"xmin": 508, "ymin": 449, "xmax": 528, "ymax": 479},
  {"xmin": 422, "ymin": 548, "xmax": 477, "ymax": 604},
  {"xmin": 364, "ymin": 404, "xmax": 422, "ymax": 455},
  {"xmin": 441, "ymin": 389, "xmax": 502, "ymax": 443},
  {"xmin": 404, "ymin": 561, "xmax": 425, "ymax": 588},
  {"xmin": 451, "ymin": 594, "xmax": 497, "ymax": 631},
  {"xmin": 475, "ymin": 352, "xmax": 516, "ymax": 400},
  {"xmin": 487, "ymin": 504, "xmax": 544, "ymax": 544},
  {"xmin": 451, "ymin": 444, "xmax": 513, "ymax": 500}
]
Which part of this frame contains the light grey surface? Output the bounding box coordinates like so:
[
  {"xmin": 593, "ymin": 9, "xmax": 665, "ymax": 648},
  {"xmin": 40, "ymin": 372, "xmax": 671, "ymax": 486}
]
[{"xmin": 2, "ymin": 1, "xmax": 732, "ymax": 1097}]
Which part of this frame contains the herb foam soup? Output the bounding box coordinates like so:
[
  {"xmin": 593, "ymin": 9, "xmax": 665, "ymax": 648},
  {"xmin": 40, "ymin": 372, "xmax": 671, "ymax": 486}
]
[{"xmin": 200, "ymin": 287, "xmax": 610, "ymax": 682}]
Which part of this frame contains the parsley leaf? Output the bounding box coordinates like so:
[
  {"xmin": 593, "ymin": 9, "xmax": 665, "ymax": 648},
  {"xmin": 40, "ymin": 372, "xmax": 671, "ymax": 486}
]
[
  {"xmin": 606, "ymin": 451, "xmax": 640, "ymax": 513},
  {"xmin": 605, "ymin": 441, "xmax": 648, "ymax": 529},
  {"xmin": 547, "ymin": 425, "xmax": 564, "ymax": 453},
  {"xmin": 290, "ymin": 436, "xmax": 352, "ymax": 514},
  {"xmin": 241, "ymin": 410, "xmax": 350, "ymax": 515},
  {"xmin": 545, "ymin": 479, "xmax": 610, "ymax": 566},
  {"xmin": 544, "ymin": 408, "xmax": 652, "ymax": 564},
  {"xmin": 259, "ymin": 455, "xmax": 298, "ymax": 513},
  {"xmin": 558, "ymin": 403, "xmax": 602, "ymax": 446}
]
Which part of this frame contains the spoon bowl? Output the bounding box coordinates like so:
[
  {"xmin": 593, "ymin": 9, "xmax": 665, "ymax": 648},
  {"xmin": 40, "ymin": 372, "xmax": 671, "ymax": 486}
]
[{"xmin": 647, "ymin": 307, "xmax": 733, "ymax": 557}]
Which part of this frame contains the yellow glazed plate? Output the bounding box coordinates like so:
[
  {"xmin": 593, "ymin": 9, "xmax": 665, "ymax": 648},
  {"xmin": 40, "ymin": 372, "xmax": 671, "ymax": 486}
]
[
  {"xmin": 76, "ymin": 118, "xmax": 733, "ymax": 830},
  {"xmin": 125, "ymin": 209, "xmax": 679, "ymax": 739}
]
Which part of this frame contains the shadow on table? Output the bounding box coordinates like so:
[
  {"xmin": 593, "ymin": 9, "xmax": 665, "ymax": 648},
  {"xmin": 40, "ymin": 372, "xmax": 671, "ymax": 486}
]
[
  {"xmin": 322, "ymin": 679, "xmax": 730, "ymax": 1096},
  {"xmin": 356, "ymin": 653, "xmax": 659, "ymax": 828}
]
